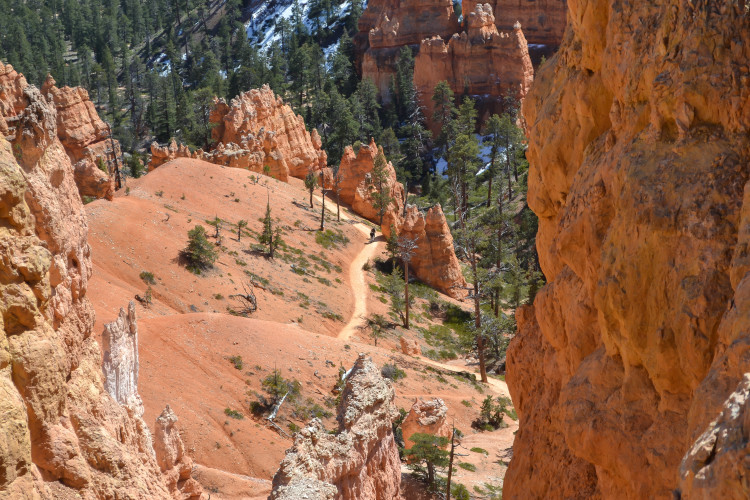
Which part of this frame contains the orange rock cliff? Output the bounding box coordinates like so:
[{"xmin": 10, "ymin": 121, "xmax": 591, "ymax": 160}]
[
  {"xmin": 0, "ymin": 74, "xmax": 201, "ymax": 498},
  {"xmin": 1, "ymin": 63, "xmax": 117, "ymax": 201},
  {"xmin": 506, "ymin": 0, "xmax": 750, "ymax": 498},
  {"xmin": 414, "ymin": 3, "xmax": 534, "ymax": 133},
  {"xmin": 462, "ymin": 0, "xmax": 567, "ymax": 46}
]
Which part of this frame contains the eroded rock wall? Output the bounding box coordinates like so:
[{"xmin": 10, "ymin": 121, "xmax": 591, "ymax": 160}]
[
  {"xmin": 414, "ymin": 4, "xmax": 534, "ymax": 134},
  {"xmin": 401, "ymin": 398, "xmax": 451, "ymax": 450},
  {"xmin": 209, "ymin": 85, "xmax": 327, "ymax": 178},
  {"xmin": 0, "ymin": 81, "xmax": 199, "ymax": 499},
  {"xmin": 506, "ymin": 0, "xmax": 750, "ymax": 498},
  {"xmin": 383, "ymin": 204, "xmax": 468, "ymax": 299},
  {"xmin": 337, "ymin": 138, "xmax": 405, "ymax": 224},
  {"xmin": 358, "ymin": 0, "xmax": 460, "ymax": 101},
  {"xmin": 462, "ymin": 0, "xmax": 567, "ymax": 46},
  {"xmin": 270, "ymin": 355, "xmax": 402, "ymax": 500}
]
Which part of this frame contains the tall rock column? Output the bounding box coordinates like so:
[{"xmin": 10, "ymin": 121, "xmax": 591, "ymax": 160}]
[{"xmin": 505, "ymin": 0, "xmax": 750, "ymax": 498}]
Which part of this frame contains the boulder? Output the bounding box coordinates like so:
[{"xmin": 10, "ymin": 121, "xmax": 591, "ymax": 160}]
[
  {"xmin": 400, "ymin": 336, "xmax": 421, "ymax": 356},
  {"xmin": 402, "ymin": 398, "xmax": 451, "ymax": 451}
]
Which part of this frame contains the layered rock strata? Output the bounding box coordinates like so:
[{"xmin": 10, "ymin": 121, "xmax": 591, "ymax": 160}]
[
  {"xmin": 506, "ymin": 0, "xmax": 750, "ymax": 498},
  {"xmin": 0, "ymin": 63, "xmax": 115, "ymax": 201},
  {"xmin": 383, "ymin": 204, "xmax": 468, "ymax": 299},
  {"xmin": 0, "ymin": 83, "xmax": 176, "ymax": 498},
  {"xmin": 402, "ymin": 398, "xmax": 451, "ymax": 450},
  {"xmin": 462, "ymin": 0, "xmax": 567, "ymax": 46},
  {"xmin": 358, "ymin": 0, "xmax": 460, "ymax": 101},
  {"xmin": 414, "ymin": 4, "xmax": 534, "ymax": 134},
  {"xmin": 209, "ymin": 85, "xmax": 327, "ymax": 178},
  {"xmin": 43, "ymin": 76, "xmax": 117, "ymax": 200},
  {"xmin": 337, "ymin": 138, "xmax": 405, "ymax": 224},
  {"xmin": 270, "ymin": 355, "xmax": 402, "ymax": 500}
]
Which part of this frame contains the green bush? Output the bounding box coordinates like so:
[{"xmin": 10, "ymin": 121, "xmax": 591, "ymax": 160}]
[
  {"xmin": 139, "ymin": 271, "xmax": 156, "ymax": 285},
  {"xmin": 228, "ymin": 355, "xmax": 243, "ymax": 370},
  {"xmin": 181, "ymin": 225, "xmax": 218, "ymax": 274},
  {"xmin": 315, "ymin": 229, "xmax": 350, "ymax": 249},
  {"xmin": 224, "ymin": 408, "xmax": 244, "ymax": 419},
  {"xmin": 381, "ymin": 363, "xmax": 406, "ymax": 381}
]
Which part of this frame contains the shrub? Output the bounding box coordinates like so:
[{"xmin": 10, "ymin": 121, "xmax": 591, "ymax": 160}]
[
  {"xmin": 472, "ymin": 395, "xmax": 511, "ymax": 431},
  {"xmin": 139, "ymin": 271, "xmax": 156, "ymax": 284},
  {"xmin": 381, "ymin": 363, "xmax": 406, "ymax": 381},
  {"xmin": 228, "ymin": 355, "xmax": 243, "ymax": 370},
  {"xmin": 315, "ymin": 229, "xmax": 349, "ymax": 249},
  {"xmin": 181, "ymin": 225, "xmax": 218, "ymax": 274},
  {"xmin": 458, "ymin": 462, "xmax": 476, "ymax": 472},
  {"xmin": 224, "ymin": 408, "xmax": 244, "ymax": 419}
]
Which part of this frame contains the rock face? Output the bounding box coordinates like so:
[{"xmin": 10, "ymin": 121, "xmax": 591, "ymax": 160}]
[
  {"xmin": 154, "ymin": 406, "xmax": 205, "ymax": 500},
  {"xmin": 399, "ymin": 336, "xmax": 421, "ymax": 356},
  {"xmin": 0, "ymin": 76, "xmax": 199, "ymax": 497},
  {"xmin": 102, "ymin": 301, "xmax": 143, "ymax": 415},
  {"xmin": 358, "ymin": 0, "xmax": 460, "ymax": 101},
  {"xmin": 462, "ymin": 0, "xmax": 567, "ymax": 46},
  {"xmin": 43, "ymin": 76, "xmax": 116, "ymax": 201},
  {"xmin": 270, "ymin": 355, "xmax": 402, "ymax": 500},
  {"xmin": 209, "ymin": 85, "xmax": 327, "ymax": 179},
  {"xmin": 505, "ymin": 0, "xmax": 750, "ymax": 498},
  {"xmin": 414, "ymin": 4, "xmax": 534, "ymax": 134},
  {"xmin": 0, "ymin": 63, "xmax": 115, "ymax": 201},
  {"xmin": 337, "ymin": 139, "xmax": 405, "ymax": 224},
  {"xmin": 383, "ymin": 204, "xmax": 467, "ymax": 299},
  {"xmin": 401, "ymin": 398, "xmax": 451, "ymax": 450}
]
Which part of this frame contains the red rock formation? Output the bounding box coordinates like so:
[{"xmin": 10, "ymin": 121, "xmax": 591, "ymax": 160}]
[
  {"xmin": 383, "ymin": 204, "xmax": 467, "ymax": 299},
  {"xmin": 148, "ymin": 137, "xmax": 290, "ymax": 182},
  {"xmin": 0, "ymin": 79, "xmax": 200, "ymax": 498},
  {"xmin": 154, "ymin": 406, "xmax": 205, "ymax": 500},
  {"xmin": 270, "ymin": 355, "xmax": 402, "ymax": 500},
  {"xmin": 401, "ymin": 398, "xmax": 451, "ymax": 450},
  {"xmin": 462, "ymin": 0, "xmax": 567, "ymax": 46},
  {"xmin": 414, "ymin": 4, "xmax": 534, "ymax": 134},
  {"xmin": 337, "ymin": 139, "xmax": 405, "ymax": 224},
  {"xmin": 505, "ymin": 0, "xmax": 750, "ymax": 498},
  {"xmin": 399, "ymin": 336, "xmax": 421, "ymax": 356},
  {"xmin": 0, "ymin": 63, "xmax": 115, "ymax": 201},
  {"xmin": 209, "ymin": 85, "xmax": 327, "ymax": 179},
  {"xmin": 357, "ymin": 0, "xmax": 460, "ymax": 101},
  {"xmin": 43, "ymin": 75, "xmax": 117, "ymax": 200}
]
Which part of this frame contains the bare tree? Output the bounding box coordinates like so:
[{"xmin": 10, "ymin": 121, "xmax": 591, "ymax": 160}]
[
  {"xmin": 230, "ymin": 281, "xmax": 258, "ymax": 315},
  {"xmin": 320, "ymin": 170, "xmax": 326, "ymax": 231},
  {"xmin": 237, "ymin": 219, "xmax": 247, "ymax": 242},
  {"xmin": 398, "ymin": 236, "xmax": 419, "ymax": 329}
]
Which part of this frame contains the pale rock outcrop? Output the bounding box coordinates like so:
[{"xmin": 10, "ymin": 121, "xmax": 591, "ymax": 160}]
[
  {"xmin": 154, "ymin": 406, "xmax": 205, "ymax": 500},
  {"xmin": 0, "ymin": 73, "xmax": 200, "ymax": 498},
  {"xmin": 383, "ymin": 204, "xmax": 467, "ymax": 299},
  {"xmin": 270, "ymin": 355, "xmax": 402, "ymax": 500},
  {"xmin": 462, "ymin": 0, "xmax": 567, "ymax": 46},
  {"xmin": 414, "ymin": 4, "xmax": 534, "ymax": 134},
  {"xmin": 505, "ymin": 0, "xmax": 750, "ymax": 498},
  {"xmin": 102, "ymin": 301, "xmax": 143, "ymax": 415},
  {"xmin": 337, "ymin": 139, "xmax": 405, "ymax": 224},
  {"xmin": 400, "ymin": 336, "xmax": 421, "ymax": 356},
  {"xmin": 43, "ymin": 75, "xmax": 116, "ymax": 200},
  {"xmin": 209, "ymin": 85, "xmax": 327, "ymax": 178},
  {"xmin": 679, "ymin": 374, "xmax": 750, "ymax": 499},
  {"xmin": 402, "ymin": 398, "xmax": 451, "ymax": 450}
]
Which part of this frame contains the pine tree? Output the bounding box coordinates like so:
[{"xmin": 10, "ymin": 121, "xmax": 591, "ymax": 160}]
[
  {"xmin": 369, "ymin": 147, "xmax": 393, "ymax": 226},
  {"xmin": 259, "ymin": 195, "xmax": 282, "ymax": 258}
]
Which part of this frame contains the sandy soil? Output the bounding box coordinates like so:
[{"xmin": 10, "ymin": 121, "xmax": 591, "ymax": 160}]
[{"xmin": 85, "ymin": 159, "xmax": 516, "ymax": 499}]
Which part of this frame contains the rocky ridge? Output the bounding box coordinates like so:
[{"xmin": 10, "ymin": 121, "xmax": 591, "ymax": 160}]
[
  {"xmin": 414, "ymin": 3, "xmax": 534, "ymax": 133},
  {"xmin": 506, "ymin": 0, "xmax": 750, "ymax": 498},
  {"xmin": 401, "ymin": 398, "xmax": 451, "ymax": 450},
  {"xmin": 0, "ymin": 73, "xmax": 199, "ymax": 498},
  {"xmin": 384, "ymin": 204, "xmax": 468, "ymax": 299},
  {"xmin": 270, "ymin": 355, "xmax": 402, "ymax": 500}
]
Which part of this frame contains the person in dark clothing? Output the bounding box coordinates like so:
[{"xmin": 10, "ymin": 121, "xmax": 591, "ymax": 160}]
[{"xmin": 370, "ymin": 228, "xmax": 376, "ymax": 242}]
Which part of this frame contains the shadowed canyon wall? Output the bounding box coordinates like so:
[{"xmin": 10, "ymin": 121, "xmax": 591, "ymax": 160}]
[{"xmin": 505, "ymin": 0, "xmax": 750, "ymax": 498}]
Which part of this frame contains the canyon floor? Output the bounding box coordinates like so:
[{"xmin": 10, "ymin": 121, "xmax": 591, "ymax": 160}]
[{"xmin": 86, "ymin": 159, "xmax": 515, "ymax": 498}]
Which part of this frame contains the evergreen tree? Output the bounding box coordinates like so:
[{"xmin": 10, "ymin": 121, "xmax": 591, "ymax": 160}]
[{"xmin": 369, "ymin": 146, "xmax": 393, "ymax": 226}]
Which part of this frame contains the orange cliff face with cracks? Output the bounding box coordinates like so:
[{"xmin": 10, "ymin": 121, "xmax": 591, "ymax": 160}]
[
  {"xmin": 462, "ymin": 0, "xmax": 567, "ymax": 47},
  {"xmin": 505, "ymin": 0, "xmax": 750, "ymax": 498}
]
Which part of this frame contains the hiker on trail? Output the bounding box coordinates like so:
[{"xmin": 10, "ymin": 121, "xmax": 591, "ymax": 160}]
[{"xmin": 370, "ymin": 228, "xmax": 376, "ymax": 242}]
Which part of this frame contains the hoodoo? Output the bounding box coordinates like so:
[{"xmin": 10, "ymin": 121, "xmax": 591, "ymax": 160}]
[{"xmin": 505, "ymin": 0, "xmax": 750, "ymax": 498}]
